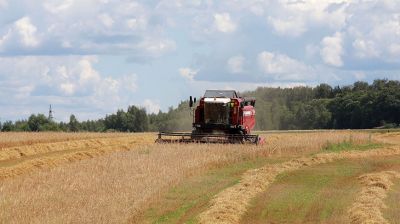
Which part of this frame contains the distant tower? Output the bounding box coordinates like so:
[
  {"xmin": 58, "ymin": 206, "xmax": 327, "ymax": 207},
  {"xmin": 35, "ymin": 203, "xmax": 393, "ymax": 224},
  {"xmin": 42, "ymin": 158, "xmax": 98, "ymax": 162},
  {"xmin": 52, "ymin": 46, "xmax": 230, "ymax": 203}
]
[{"xmin": 48, "ymin": 104, "xmax": 54, "ymax": 121}]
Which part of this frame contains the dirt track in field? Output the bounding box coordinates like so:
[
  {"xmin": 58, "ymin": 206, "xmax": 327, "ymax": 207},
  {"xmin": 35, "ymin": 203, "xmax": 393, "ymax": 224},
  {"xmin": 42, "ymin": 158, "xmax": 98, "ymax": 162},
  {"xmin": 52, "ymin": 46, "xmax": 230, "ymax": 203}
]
[
  {"xmin": 0, "ymin": 134, "xmax": 153, "ymax": 179},
  {"xmin": 198, "ymin": 133, "xmax": 400, "ymax": 224}
]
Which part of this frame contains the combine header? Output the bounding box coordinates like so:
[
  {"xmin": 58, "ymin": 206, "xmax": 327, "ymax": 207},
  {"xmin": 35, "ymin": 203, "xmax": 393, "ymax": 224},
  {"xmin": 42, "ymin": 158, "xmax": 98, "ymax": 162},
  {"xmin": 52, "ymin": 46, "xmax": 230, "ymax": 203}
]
[{"xmin": 156, "ymin": 90, "xmax": 262, "ymax": 144}]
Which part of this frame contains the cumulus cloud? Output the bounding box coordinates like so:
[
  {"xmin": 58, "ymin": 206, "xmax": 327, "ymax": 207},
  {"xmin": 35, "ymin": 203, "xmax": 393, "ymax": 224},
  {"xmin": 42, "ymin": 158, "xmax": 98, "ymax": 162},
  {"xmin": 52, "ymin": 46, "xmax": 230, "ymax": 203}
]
[
  {"xmin": 137, "ymin": 38, "xmax": 176, "ymax": 57},
  {"xmin": 267, "ymin": 0, "xmax": 347, "ymax": 36},
  {"xmin": 98, "ymin": 13, "xmax": 114, "ymax": 28},
  {"xmin": 143, "ymin": 99, "xmax": 161, "ymax": 114},
  {"xmin": 227, "ymin": 55, "xmax": 245, "ymax": 74},
  {"xmin": 1, "ymin": 0, "xmax": 400, "ymax": 120},
  {"xmin": 267, "ymin": 17, "xmax": 306, "ymax": 37},
  {"xmin": 345, "ymin": 2, "xmax": 400, "ymax": 62},
  {"xmin": 37, "ymin": 56, "xmax": 135, "ymax": 100},
  {"xmin": 0, "ymin": 30, "xmax": 11, "ymax": 50},
  {"xmin": 320, "ymin": 32, "xmax": 344, "ymax": 67},
  {"xmin": 60, "ymin": 82, "xmax": 76, "ymax": 95},
  {"xmin": 0, "ymin": 1, "xmax": 177, "ymax": 59},
  {"xmin": 14, "ymin": 17, "xmax": 40, "ymax": 47},
  {"xmin": 78, "ymin": 57, "xmax": 101, "ymax": 85},
  {"xmin": 179, "ymin": 67, "xmax": 198, "ymax": 81},
  {"xmin": 214, "ymin": 13, "xmax": 236, "ymax": 33},
  {"xmin": 352, "ymin": 39, "xmax": 380, "ymax": 58},
  {"xmin": 0, "ymin": 56, "xmax": 139, "ymax": 120},
  {"xmin": 118, "ymin": 74, "xmax": 138, "ymax": 93},
  {"xmin": 126, "ymin": 17, "xmax": 147, "ymax": 30},
  {"xmin": 43, "ymin": 0, "xmax": 74, "ymax": 14},
  {"xmin": 257, "ymin": 51, "xmax": 314, "ymax": 81}
]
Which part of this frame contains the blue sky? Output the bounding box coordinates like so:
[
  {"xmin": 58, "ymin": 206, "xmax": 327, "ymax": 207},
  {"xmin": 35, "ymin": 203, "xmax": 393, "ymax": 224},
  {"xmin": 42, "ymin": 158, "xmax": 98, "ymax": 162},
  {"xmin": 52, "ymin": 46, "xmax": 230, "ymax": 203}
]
[{"xmin": 0, "ymin": 0, "xmax": 400, "ymax": 121}]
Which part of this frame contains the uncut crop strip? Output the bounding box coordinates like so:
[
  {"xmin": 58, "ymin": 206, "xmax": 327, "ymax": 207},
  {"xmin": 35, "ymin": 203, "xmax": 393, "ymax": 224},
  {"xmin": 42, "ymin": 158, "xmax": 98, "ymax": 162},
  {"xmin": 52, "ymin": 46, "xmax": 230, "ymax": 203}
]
[
  {"xmin": 198, "ymin": 145, "xmax": 400, "ymax": 224},
  {"xmin": 0, "ymin": 135, "xmax": 151, "ymax": 161},
  {"xmin": 0, "ymin": 135, "xmax": 153, "ymax": 179},
  {"xmin": 0, "ymin": 131, "xmax": 366, "ymax": 180},
  {"xmin": 348, "ymin": 171, "xmax": 400, "ymax": 224},
  {"xmin": 0, "ymin": 132, "xmax": 129, "ymax": 149}
]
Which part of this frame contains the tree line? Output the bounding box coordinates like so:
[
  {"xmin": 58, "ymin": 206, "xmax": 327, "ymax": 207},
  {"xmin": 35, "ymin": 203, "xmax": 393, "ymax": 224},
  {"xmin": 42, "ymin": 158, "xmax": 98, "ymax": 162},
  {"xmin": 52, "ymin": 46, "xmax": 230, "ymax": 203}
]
[
  {"xmin": 1, "ymin": 79, "xmax": 399, "ymax": 132},
  {"xmin": 0, "ymin": 103, "xmax": 192, "ymax": 132},
  {"xmin": 247, "ymin": 79, "xmax": 400, "ymax": 130}
]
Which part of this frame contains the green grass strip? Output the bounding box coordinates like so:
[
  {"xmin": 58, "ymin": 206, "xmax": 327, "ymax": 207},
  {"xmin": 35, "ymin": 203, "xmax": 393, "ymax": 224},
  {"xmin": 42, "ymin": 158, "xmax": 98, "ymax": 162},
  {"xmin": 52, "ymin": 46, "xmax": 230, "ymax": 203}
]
[{"xmin": 144, "ymin": 157, "xmax": 289, "ymax": 224}]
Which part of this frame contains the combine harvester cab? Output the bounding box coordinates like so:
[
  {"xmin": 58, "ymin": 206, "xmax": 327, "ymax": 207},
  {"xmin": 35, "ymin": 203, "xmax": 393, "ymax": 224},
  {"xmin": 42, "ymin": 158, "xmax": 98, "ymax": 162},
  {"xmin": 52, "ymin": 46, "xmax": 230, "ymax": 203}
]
[{"xmin": 156, "ymin": 90, "xmax": 262, "ymax": 144}]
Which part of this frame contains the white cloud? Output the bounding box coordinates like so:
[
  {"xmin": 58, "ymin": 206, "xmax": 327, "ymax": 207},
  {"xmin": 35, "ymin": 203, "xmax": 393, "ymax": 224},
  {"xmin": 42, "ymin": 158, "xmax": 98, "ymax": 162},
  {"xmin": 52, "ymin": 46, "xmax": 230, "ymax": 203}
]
[
  {"xmin": 389, "ymin": 43, "xmax": 400, "ymax": 56},
  {"xmin": 56, "ymin": 65, "xmax": 68, "ymax": 79},
  {"xmin": 267, "ymin": 17, "xmax": 306, "ymax": 37},
  {"xmin": 61, "ymin": 40, "xmax": 72, "ymax": 48},
  {"xmin": 96, "ymin": 77, "xmax": 119, "ymax": 94},
  {"xmin": 248, "ymin": 2, "xmax": 265, "ymax": 16},
  {"xmin": 0, "ymin": 1, "xmax": 176, "ymax": 59},
  {"xmin": 0, "ymin": 0, "xmax": 7, "ymax": 8},
  {"xmin": 0, "ymin": 29, "xmax": 11, "ymax": 50},
  {"xmin": 214, "ymin": 13, "xmax": 236, "ymax": 33},
  {"xmin": 60, "ymin": 82, "xmax": 76, "ymax": 95},
  {"xmin": 267, "ymin": 0, "xmax": 348, "ymax": 37},
  {"xmin": 353, "ymin": 72, "xmax": 366, "ymax": 80},
  {"xmin": 98, "ymin": 13, "xmax": 114, "ymax": 28},
  {"xmin": 2, "ymin": 0, "xmax": 400, "ymax": 120},
  {"xmin": 143, "ymin": 99, "xmax": 160, "ymax": 114},
  {"xmin": 0, "ymin": 56, "xmax": 140, "ymax": 120},
  {"xmin": 40, "ymin": 56, "xmax": 120, "ymax": 98},
  {"xmin": 78, "ymin": 57, "xmax": 101, "ymax": 85},
  {"xmin": 43, "ymin": 0, "xmax": 74, "ymax": 14},
  {"xmin": 257, "ymin": 51, "xmax": 313, "ymax": 81},
  {"xmin": 155, "ymin": 0, "xmax": 210, "ymax": 13},
  {"xmin": 179, "ymin": 67, "xmax": 198, "ymax": 81},
  {"xmin": 14, "ymin": 17, "xmax": 40, "ymax": 47},
  {"xmin": 320, "ymin": 32, "xmax": 344, "ymax": 67},
  {"xmin": 126, "ymin": 17, "xmax": 147, "ymax": 30},
  {"xmin": 346, "ymin": 3, "xmax": 400, "ymax": 62},
  {"xmin": 227, "ymin": 55, "xmax": 245, "ymax": 74},
  {"xmin": 120, "ymin": 74, "xmax": 138, "ymax": 92},
  {"xmin": 137, "ymin": 38, "xmax": 176, "ymax": 57},
  {"xmin": 352, "ymin": 39, "xmax": 380, "ymax": 58}
]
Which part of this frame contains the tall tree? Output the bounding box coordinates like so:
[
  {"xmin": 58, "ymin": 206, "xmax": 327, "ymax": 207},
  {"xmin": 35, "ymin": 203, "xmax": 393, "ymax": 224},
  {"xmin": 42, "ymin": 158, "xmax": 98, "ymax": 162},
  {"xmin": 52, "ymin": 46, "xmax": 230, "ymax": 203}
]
[
  {"xmin": 28, "ymin": 114, "xmax": 49, "ymax": 131},
  {"xmin": 69, "ymin": 114, "xmax": 79, "ymax": 132},
  {"xmin": 315, "ymin": 84, "xmax": 333, "ymax": 99}
]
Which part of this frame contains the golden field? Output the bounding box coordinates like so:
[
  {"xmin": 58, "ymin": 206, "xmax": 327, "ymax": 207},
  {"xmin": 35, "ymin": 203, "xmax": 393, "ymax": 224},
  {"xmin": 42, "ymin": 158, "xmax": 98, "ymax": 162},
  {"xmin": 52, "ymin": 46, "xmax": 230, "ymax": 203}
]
[
  {"xmin": 0, "ymin": 132, "xmax": 154, "ymax": 179},
  {"xmin": 0, "ymin": 132, "xmax": 130, "ymax": 149},
  {"xmin": 1, "ymin": 131, "xmax": 399, "ymax": 224}
]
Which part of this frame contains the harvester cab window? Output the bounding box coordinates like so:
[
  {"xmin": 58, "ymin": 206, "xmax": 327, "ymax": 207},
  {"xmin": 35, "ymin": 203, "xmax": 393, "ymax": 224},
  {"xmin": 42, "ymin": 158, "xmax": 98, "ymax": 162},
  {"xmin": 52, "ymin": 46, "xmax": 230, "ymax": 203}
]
[{"xmin": 204, "ymin": 102, "xmax": 230, "ymax": 124}]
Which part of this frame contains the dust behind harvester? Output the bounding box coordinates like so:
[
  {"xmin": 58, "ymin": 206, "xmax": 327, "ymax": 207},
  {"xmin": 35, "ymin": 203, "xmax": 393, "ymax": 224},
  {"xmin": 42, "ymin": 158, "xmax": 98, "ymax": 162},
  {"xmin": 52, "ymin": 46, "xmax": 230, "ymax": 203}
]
[{"xmin": 156, "ymin": 90, "xmax": 261, "ymax": 144}]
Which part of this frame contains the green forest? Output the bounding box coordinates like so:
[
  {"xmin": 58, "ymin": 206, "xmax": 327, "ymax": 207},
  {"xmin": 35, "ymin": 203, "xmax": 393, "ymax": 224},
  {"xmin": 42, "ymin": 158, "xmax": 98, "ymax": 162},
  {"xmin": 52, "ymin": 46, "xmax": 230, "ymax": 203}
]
[{"xmin": 1, "ymin": 79, "xmax": 399, "ymax": 132}]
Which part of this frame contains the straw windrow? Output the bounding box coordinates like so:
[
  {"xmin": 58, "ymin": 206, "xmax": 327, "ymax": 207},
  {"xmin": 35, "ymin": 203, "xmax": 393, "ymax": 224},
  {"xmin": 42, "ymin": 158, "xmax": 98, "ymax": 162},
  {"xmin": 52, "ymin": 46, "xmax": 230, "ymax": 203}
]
[
  {"xmin": 348, "ymin": 171, "xmax": 400, "ymax": 224},
  {"xmin": 198, "ymin": 146, "xmax": 400, "ymax": 224}
]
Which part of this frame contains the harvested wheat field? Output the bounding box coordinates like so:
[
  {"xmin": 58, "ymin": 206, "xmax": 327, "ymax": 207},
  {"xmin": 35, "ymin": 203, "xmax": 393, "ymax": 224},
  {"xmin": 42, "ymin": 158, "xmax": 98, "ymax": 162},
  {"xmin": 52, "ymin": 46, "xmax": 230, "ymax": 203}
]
[
  {"xmin": 0, "ymin": 132, "xmax": 154, "ymax": 179},
  {"xmin": 1, "ymin": 130, "xmax": 400, "ymax": 224}
]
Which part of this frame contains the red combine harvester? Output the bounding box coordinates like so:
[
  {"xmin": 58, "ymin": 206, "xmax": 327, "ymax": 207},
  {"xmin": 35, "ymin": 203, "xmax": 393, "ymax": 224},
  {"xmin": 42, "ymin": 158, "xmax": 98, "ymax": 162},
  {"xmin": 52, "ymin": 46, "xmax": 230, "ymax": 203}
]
[{"xmin": 156, "ymin": 90, "xmax": 262, "ymax": 144}]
